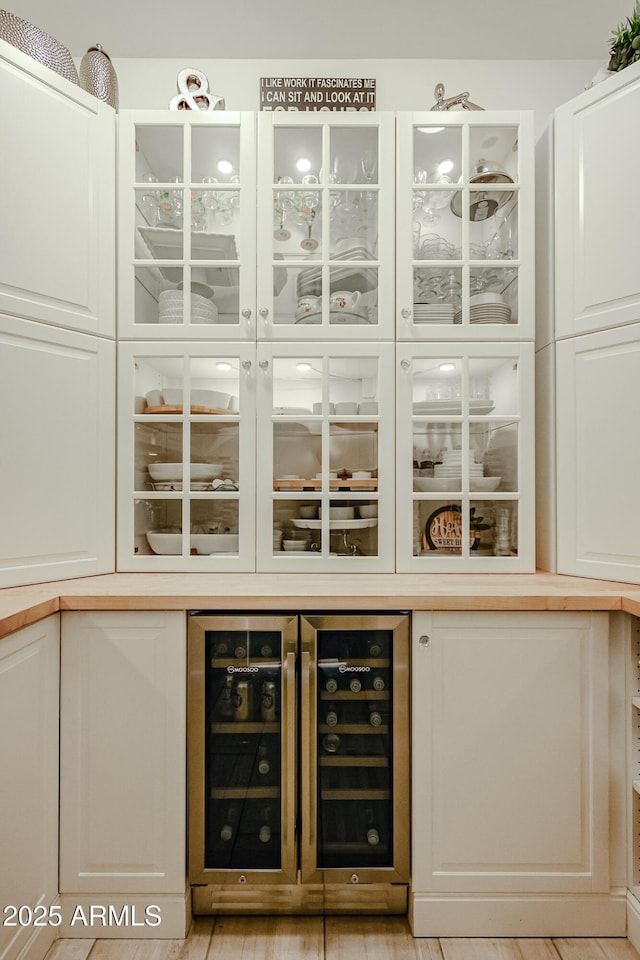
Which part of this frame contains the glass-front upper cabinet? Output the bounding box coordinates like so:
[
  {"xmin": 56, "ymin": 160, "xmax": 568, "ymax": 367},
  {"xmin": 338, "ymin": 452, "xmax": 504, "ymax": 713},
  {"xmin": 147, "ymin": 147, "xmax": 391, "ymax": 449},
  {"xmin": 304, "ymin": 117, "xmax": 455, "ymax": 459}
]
[
  {"xmin": 116, "ymin": 341, "xmax": 256, "ymax": 570},
  {"xmin": 396, "ymin": 112, "xmax": 534, "ymax": 340},
  {"xmin": 256, "ymin": 113, "xmax": 395, "ymax": 340},
  {"xmin": 256, "ymin": 343, "xmax": 395, "ymax": 571},
  {"xmin": 118, "ymin": 111, "xmax": 256, "ymax": 339},
  {"xmin": 395, "ymin": 342, "xmax": 535, "ymax": 571}
]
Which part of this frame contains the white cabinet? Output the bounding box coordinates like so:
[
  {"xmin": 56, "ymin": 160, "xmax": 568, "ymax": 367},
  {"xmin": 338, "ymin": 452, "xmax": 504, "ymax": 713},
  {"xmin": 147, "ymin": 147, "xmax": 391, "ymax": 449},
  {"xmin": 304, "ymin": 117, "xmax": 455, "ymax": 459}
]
[
  {"xmin": 0, "ymin": 315, "xmax": 115, "ymax": 587},
  {"xmin": 0, "ymin": 616, "xmax": 59, "ymax": 960},
  {"xmin": 411, "ymin": 610, "xmax": 622, "ymax": 936},
  {"xmin": 257, "ymin": 112, "xmax": 395, "ymax": 340},
  {"xmin": 0, "ymin": 39, "xmax": 115, "ymax": 337},
  {"xmin": 256, "ymin": 342, "xmax": 395, "ymax": 571},
  {"xmin": 396, "ymin": 111, "xmax": 534, "ymax": 341},
  {"xmin": 396, "ymin": 341, "xmax": 535, "ymax": 571},
  {"xmin": 555, "ymin": 61, "xmax": 640, "ymax": 339},
  {"xmin": 60, "ymin": 611, "xmax": 187, "ymax": 927},
  {"xmin": 117, "ymin": 341, "xmax": 255, "ymax": 570},
  {"xmin": 554, "ymin": 66, "xmax": 640, "ymax": 584},
  {"xmin": 556, "ymin": 322, "xmax": 640, "ymax": 583},
  {"xmin": 118, "ymin": 110, "xmax": 256, "ymax": 340}
]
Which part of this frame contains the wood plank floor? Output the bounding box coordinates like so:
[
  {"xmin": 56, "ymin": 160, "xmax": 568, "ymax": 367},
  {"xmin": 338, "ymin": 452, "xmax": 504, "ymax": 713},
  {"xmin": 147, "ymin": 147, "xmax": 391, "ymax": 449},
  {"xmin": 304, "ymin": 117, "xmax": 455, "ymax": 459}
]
[{"xmin": 44, "ymin": 917, "xmax": 640, "ymax": 960}]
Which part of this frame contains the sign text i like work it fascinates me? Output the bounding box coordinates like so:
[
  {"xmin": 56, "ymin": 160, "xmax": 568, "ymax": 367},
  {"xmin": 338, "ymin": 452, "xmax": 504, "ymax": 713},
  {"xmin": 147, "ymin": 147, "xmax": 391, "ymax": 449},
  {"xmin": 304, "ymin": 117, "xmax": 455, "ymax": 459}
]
[{"xmin": 260, "ymin": 78, "xmax": 376, "ymax": 111}]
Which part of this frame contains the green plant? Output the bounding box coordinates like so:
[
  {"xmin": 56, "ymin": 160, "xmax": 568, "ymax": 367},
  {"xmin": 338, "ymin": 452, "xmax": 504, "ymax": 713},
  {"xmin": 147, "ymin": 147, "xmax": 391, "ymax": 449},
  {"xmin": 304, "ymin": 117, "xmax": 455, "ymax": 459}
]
[{"xmin": 609, "ymin": 2, "xmax": 640, "ymax": 71}]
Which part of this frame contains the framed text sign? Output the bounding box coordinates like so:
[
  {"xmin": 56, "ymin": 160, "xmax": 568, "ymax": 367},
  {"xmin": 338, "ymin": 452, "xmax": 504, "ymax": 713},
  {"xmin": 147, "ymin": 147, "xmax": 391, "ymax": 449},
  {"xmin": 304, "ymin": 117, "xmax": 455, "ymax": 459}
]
[{"xmin": 260, "ymin": 77, "xmax": 376, "ymax": 111}]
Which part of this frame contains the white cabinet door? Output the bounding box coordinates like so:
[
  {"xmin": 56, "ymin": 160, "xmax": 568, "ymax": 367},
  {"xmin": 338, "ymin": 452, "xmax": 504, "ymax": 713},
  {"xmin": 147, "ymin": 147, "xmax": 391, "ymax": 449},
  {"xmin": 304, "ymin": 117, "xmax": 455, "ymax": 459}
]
[
  {"xmin": 118, "ymin": 110, "xmax": 256, "ymax": 340},
  {"xmin": 60, "ymin": 611, "xmax": 186, "ymax": 895},
  {"xmin": 117, "ymin": 341, "xmax": 256, "ymax": 571},
  {"xmin": 396, "ymin": 111, "xmax": 534, "ymax": 342},
  {"xmin": 0, "ymin": 316, "xmax": 115, "ymax": 588},
  {"xmin": 257, "ymin": 112, "xmax": 395, "ymax": 341},
  {"xmin": 555, "ymin": 60, "xmax": 640, "ymax": 338},
  {"xmin": 0, "ymin": 40, "xmax": 115, "ymax": 336},
  {"xmin": 0, "ymin": 616, "xmax": 59, "ymax": 960},
  {"xmin": 411, "ymin": 610, "xmax": 615, "ymax": 936},
  {"xmin": 255, "ymin": 342, "xmax": 395, "ymax": 571},
  {"xmin": 556, "ymin": 322, "xmax": 640, "ymax": 583},
  {"xmin": 396, "ymin": 341, "xmax": 535, "ymax": 571}
]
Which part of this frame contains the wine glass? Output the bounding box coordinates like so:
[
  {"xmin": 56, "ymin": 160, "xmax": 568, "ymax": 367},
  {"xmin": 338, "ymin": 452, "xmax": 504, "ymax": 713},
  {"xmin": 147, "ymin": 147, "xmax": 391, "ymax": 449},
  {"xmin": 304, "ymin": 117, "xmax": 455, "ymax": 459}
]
[{"xmin": 361, "ymin": 148, "xmax": 377, "ymax": 184}]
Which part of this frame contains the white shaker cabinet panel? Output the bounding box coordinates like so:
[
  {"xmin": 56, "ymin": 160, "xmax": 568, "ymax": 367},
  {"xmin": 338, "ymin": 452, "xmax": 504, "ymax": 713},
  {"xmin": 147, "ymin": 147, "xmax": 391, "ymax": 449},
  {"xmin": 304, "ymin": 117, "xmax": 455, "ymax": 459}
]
[
  {"xmin": 0, "ymin": 40, "xmax": 115, "ymax": 337},
  {"xmin": 411, "ymin": 610, "xmax": 618, "ymax": 936},
  {"xmin": 556, "ymin": 322, "xmax": 640, "ymax": 583},
  {"xmin": 0, "ymin": 616, "xmax": 59, "ymax": 960},
  {"xmin": 555, "ymin": 60, "xmax": 640, "ymax": 338},
  {"xmin": 0, "ymin": 316, "xmax": 115, "ymax": 587},
  {"xmin": 60, "ymin": 611, "xmax": 186, "ymax": 895}
]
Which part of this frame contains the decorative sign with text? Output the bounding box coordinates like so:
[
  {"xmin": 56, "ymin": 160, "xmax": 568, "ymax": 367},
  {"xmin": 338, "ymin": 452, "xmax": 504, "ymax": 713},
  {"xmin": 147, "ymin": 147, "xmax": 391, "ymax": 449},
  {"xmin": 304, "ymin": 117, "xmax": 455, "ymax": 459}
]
[{"xmin": 260, "ymin": 77, "xmax": 376, "ymax": 111}]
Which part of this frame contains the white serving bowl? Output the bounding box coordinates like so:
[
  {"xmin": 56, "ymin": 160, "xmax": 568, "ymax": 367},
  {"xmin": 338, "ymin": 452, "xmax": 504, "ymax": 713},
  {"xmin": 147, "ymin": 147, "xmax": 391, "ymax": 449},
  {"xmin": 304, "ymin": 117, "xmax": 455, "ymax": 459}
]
[
  {"xmin": 148, "ymin": 462, "xmax": 224, "ymax": 482},
  {"xmin": 190, "ymin": 463, "xmax": 225, "ymax": 481},
  {"xmin": 414, "ymin": 477, "xmax": 462, "ymax": 493},
  {"xmin": 470, "ymin": 476, "xmax": 501, "ymax": 492},
  {"xmin": 357, "ymin": 504, "xmax": 378, "ymax": 519},
  {"xmin": 146, "ymin": 532, "xmax": 182, "ymax": 555},
  {"xmin": 148, "ymin": 462, "xmax": 183, "ymax": 482},
  {"xmin": 160, "ymin": 389, "xmax": 184, "ymax": 405},
  {"xmin": 190, "ymin": 389, "xmax": 231, "ymax": 408},
  {"xmin": 469, "ymin": 292, "xmax": 505, "ymax": 306},
  {"xmin": 191, "ymin": 533, "xmax": 239, "ymax": 554}
]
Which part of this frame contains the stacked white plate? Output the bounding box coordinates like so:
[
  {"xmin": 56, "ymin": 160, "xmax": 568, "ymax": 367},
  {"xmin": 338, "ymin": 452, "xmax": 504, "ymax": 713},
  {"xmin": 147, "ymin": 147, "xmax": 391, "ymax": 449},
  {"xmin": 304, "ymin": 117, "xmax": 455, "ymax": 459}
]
[
  {"xmin": 413, "ymin": 303, "xmax": 455, "ymax": 323},
  {"xmin": 434, "ymin": 449, "xmax": 484, "ymax": 480},
  {"xmin": 453, "ymin": 303, "xmax": 512, "ymax": 324},
  {"xmin": 158, "ymin": 289, "xmax": 218, "ymax": 324}
]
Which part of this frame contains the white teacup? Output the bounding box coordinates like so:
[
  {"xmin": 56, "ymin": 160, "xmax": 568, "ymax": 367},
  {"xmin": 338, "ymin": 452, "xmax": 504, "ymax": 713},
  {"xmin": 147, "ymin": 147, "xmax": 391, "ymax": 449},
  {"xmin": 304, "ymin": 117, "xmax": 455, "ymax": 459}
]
[
  {"xmin": 296, "ymin": 295, "xmax": 319, "ymax": 316},
  {"xmin": 330, "ymin": 290, "xmax": 361, "ymax": 312},
  {"xmin": 335, "ymin": 401, "xmax": 358, "ymax": 415}
]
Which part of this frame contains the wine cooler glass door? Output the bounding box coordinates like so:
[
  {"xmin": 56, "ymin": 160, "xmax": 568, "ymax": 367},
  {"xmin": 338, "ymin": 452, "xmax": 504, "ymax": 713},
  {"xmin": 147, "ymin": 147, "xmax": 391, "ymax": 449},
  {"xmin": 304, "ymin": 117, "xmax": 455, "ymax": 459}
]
[
  {"xmin": 300, "ymin": 614, "xmax": 410, "ymax": 884},
  {"xmin": 188, "ymin": 614, "xmax": 298, "ymax": 885}
]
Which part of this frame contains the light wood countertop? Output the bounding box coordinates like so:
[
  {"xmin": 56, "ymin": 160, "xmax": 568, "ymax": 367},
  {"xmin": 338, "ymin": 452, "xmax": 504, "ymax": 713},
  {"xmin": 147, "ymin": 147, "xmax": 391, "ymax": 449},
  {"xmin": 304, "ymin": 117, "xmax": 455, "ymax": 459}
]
[{"xmin": 1, "ymin": 571, "xmax": 640, "ymax": 639}]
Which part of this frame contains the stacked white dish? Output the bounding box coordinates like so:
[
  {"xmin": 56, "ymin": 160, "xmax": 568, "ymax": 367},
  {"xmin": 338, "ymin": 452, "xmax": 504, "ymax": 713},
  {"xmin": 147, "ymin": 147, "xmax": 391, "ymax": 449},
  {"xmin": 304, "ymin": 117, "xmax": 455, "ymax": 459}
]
[
  {"xmin": 282, "ymin": 539, "xmax": 308, "ymax": 552},
  {"xmin": 453, "ymin": 294, "xmax": 512, "ymax": 325},
  {"xmin": 413, "ymin": 303, "xmax": 456, "ymax": 323},
  {"xmin": 158, "ymin": 289, "xmax": 218, "ymax": 324},
  {"xmin": 434, "ymin": 448, "xmax": 484, "ymax": 481}
]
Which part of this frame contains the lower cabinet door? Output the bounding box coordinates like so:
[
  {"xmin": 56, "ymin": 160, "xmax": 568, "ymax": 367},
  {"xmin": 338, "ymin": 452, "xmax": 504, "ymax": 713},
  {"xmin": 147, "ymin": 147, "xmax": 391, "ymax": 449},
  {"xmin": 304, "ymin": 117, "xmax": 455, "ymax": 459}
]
[
  {"xmin": 412, "ymin": 610, "xmax": 610, "ymax": 896},
  {"xmin": 60, "ymin": 611, "xmax": 186, "ymax": 895},
  {"xmin": 0, "ymin": 617, "xmax": 59, "ymax": 960}
]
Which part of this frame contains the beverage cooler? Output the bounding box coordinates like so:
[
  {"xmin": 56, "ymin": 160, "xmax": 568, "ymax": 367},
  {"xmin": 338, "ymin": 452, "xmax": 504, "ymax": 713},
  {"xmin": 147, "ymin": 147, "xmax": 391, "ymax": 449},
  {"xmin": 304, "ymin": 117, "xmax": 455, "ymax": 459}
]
[{"xmin": 188, "ymin": 612, "xmax": 409, "ymax": 914}]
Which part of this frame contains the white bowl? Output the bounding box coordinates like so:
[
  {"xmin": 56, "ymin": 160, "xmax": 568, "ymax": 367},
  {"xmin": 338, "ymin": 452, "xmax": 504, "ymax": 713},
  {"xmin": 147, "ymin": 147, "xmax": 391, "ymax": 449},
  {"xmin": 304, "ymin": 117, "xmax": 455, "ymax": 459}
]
[
  {"xmin": 329, "ymin": 506, "xmax": 355, "ymax": 521},
  {"xmin": 190, "ymin": 390, "xmax": 231, "ymax": 409},
  {"xmin": 161, "ymin": 389, "xmax": 184, "ymax": 405},
  {"xmin": 190, "ymin": 463, "xmax": 225, "ymax": 481},
  {"xmin": 282, "ymin": 541, "xmax": 308, "ymax": 551},
  {"xmin": 470, "ymin": 477, "xmax": 501, "ymax": 492},
  {"xmin": 357, "ymin": 504, "xmax": 378, "ymax": 519},
  {"xmin": 191, "ymin": 533, "xmax": 239, "ymax": 554},
  {"xmin": 146, "ymin": 532, "xmax": 182, "ymax": 555},
  {"xmin": 469, "ymin": 292, "xmax": 505, "ymax": 306},
  {"xmin": 352, "ymin": 470, "xmax": 372, "ymax": 480},
  {"xmin": 148, "ymin": 462, "xmax": 183, "ymax": 481},
  {"xmin": 148, "ymin": 462, "xmax": 224, "ymax": 482},
  {"xmin": 414, "ymin": 477, "xmax": 462, "ymax": 492}
]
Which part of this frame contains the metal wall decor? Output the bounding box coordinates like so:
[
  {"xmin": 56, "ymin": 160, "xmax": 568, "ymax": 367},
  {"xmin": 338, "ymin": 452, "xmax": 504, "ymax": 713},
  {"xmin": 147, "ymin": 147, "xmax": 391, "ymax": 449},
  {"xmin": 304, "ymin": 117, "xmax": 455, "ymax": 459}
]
[
  {"xmin": 169, "ymin": 68, "xmax": 225, "ymax": 111},
  {"xmin": 79, "ymin": 44, "xmax": 119, "ymax": 109},
  {"xmin": 0, "ymin": 9, "xmax": 78, "ymax": 84}
]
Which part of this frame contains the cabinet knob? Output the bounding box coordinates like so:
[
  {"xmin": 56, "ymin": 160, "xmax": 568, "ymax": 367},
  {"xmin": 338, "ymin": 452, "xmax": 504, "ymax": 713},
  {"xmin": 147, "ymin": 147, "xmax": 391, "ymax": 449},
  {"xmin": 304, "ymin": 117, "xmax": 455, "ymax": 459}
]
[
  {"xmin": 259, "ymin": 359, "xmax": 269, "ymax": 370},
  {"xmin": 418, "ymin": 634, "xmax": 431, "ymax": 647},
  {"xmin": 400, "ymin": 359, "xmax": 411, "ymax": 371},
  {"xmin": 241, "ymin": 308, "xmax": 252, "ymax": 320},
  {"xmin": 401, "ymin": 307, "xmax": 412, "ymax": 320},
  {"xmin": 259, "ymin": 307, "xmax": 269, "ymax": 319},
  {"xmin": 241, "ymin": 359, "xmax": 252, "ymax": 371},
  {"xmin": 350, "ymin": 873, "xmax": 360, "ymax": 884},
  {"xmin": 238, "ymin": 875, "xmax": 247, "ymax": 884}
]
